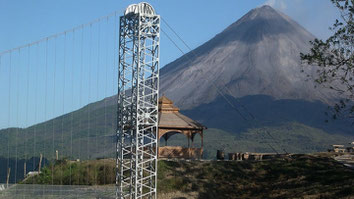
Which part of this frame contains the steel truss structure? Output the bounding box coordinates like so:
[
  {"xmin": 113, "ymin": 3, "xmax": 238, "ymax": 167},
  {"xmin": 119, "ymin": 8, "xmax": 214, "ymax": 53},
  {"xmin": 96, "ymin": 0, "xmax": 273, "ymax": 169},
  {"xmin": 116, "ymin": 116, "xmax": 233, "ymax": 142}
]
[{"xmin": 116, "ymin": 3, "xmax": 160, "ymax": 199}]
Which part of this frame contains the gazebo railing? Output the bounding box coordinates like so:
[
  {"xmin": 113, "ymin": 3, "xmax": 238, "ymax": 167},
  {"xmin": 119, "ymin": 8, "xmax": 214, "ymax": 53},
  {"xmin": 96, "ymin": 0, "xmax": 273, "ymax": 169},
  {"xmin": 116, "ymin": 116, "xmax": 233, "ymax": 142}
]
[{"xmin": 158, "ymin": 146, "xmax": 202, "ymax": 159}]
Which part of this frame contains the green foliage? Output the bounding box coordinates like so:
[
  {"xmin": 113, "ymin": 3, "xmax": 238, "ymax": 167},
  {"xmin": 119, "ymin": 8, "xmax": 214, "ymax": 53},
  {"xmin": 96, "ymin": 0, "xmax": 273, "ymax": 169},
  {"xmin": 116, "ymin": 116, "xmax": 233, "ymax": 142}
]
[
  {"xmin": 22, "ymin": 159, "xmax": 115, "ymax": 185},
  {"xmin": 300, "ymin": 0, "xmax": 354, "ymax": 123}
]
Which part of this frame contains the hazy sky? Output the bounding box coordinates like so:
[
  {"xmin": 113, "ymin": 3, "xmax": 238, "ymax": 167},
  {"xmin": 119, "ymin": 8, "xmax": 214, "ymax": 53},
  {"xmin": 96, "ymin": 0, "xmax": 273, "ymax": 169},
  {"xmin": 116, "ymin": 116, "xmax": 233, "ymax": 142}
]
[{"xmin": 0, "ymin": 0, "xmax": 340, "ymax": 128}]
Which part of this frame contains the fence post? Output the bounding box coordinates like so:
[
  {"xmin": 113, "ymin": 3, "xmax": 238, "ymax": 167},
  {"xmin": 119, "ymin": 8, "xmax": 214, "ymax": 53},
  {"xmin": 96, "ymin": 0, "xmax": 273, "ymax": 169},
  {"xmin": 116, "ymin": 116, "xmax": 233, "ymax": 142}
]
[
  {"xmin": 6, "ymin": 168, "xmax": 11, "ymax": 188},
  {"xmin": 38, "ymin": 153, "xmax": 43, "ymax": 172},
  {"xmin": 24, "ymin": 162, "xmax": 27, "ymax": 178}
]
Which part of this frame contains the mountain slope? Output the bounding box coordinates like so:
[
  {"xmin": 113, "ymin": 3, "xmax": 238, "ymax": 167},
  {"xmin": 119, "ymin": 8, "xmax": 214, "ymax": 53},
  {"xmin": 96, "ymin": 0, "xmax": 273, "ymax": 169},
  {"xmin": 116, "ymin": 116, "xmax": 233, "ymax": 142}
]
[{"xmin": 160, "ymin": 5, "xmax": 331, "ymax": 110}]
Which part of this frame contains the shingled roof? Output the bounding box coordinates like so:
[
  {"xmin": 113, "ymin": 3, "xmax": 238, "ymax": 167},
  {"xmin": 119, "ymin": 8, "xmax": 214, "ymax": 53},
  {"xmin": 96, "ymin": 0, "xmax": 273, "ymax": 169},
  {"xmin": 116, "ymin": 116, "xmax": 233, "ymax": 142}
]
[{"xmin": 158, "ymin": 96, "xmax": 206, "ymax": 130}]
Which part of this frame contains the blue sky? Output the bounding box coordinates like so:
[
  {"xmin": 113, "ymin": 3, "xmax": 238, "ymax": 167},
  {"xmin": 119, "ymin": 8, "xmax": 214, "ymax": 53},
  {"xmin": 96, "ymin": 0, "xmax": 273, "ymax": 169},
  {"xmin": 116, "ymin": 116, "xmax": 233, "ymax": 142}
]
[
  {"xmin": 0, "ymin": 0, "xmax": 339, "ymax": 64},
  {"xmin": 0, "ymin": 0, "xmax": 340, "ymax": 128}
]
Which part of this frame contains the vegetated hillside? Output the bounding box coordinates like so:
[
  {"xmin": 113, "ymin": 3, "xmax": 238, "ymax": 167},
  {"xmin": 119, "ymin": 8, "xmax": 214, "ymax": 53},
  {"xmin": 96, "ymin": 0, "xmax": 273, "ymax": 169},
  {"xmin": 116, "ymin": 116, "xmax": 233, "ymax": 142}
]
[
  {"xmin": 182, "ymin": 95, "xmax": 353, "ymax": 135},
  {"xmin": 18, "ymin": 155, "xmax": 354, "ymax": 199},
  {"xmin": 1, "ymin": 103, "xmax": 352, "ymax": 161},
  {"xmin": 0, "ymin": 100, "xmax": 117, "ymax": 161},
  {"xmin": 167, "ymin": 123, "xmax": 353, "ymax": 159},
  {"xmin": 0, "ymin": 96, "xmax": 352, "ymax": 161}
]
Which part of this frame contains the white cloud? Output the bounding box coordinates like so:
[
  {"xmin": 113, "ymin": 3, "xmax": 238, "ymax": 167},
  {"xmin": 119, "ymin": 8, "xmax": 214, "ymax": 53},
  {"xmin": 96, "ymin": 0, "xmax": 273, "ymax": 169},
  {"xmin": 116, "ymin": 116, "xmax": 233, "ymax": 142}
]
[
  {"xmin": 264, "ymin": 0, "xmax": 287, "ymax": 11},
  {"xmin": 262, "ymin": 0, "xmax": 339, "ymax": 39},
  {"xmin": 264, "ymin": 0, "xmax": 276, "ymax": 7}
]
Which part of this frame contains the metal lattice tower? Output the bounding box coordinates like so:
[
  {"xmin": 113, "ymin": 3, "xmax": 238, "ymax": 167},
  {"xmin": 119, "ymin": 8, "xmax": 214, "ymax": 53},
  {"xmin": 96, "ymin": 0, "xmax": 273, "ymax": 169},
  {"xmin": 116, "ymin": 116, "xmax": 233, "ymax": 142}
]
[{"xmin": 116, "ymin": 2, "xmax": 160, "ymax": 199}]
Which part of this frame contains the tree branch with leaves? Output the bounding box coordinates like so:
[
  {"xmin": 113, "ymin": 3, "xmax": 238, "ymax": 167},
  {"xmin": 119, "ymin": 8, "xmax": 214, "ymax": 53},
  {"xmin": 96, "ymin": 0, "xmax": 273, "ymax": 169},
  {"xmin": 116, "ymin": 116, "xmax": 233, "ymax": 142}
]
[{"xmin": 301, "ymin": 0, "xmax": 354, "ymax": 122}]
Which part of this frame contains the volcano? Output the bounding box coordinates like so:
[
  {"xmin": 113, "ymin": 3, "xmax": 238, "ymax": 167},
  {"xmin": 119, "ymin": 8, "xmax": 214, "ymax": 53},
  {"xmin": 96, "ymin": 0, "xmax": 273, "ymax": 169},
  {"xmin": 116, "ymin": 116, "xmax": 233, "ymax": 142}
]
[{"xmin": 160, "ymin": 5, "xmax": 330, "ymax": 110}]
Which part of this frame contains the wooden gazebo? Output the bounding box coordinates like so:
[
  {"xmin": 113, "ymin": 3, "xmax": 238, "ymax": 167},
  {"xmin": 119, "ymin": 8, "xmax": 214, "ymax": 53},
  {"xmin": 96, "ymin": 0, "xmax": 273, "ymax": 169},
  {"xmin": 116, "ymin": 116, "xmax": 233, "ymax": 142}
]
[{"xmin": 158, "ymin": 96, "xmax": 206, "ymax": 159}]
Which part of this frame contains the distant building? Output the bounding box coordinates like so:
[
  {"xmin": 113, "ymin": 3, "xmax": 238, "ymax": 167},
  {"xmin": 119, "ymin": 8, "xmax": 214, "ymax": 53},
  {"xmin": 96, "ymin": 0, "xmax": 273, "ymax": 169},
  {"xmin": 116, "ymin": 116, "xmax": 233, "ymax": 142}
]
[
  {"xmin": 158, "ymin": 96, "xmax": 206, "ymax": 159},
  {"xmin": 331, "ymin": 144, "xmax": 354, "ymax": 153},
  {"xmin": 347, "ymin": 142, "xmax": 354, "ymax": 152},
  {"xmin": 226, "ymin": 152, "xmax": 283, "ymax": 161}
]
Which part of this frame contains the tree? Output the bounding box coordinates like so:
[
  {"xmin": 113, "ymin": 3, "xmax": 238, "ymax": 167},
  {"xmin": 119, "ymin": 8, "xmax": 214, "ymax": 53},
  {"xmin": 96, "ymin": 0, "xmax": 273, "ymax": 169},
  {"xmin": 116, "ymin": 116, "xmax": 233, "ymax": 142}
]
[{"xmin": 300, "ymin": 0, "xmax": 354, "ymax": 123}]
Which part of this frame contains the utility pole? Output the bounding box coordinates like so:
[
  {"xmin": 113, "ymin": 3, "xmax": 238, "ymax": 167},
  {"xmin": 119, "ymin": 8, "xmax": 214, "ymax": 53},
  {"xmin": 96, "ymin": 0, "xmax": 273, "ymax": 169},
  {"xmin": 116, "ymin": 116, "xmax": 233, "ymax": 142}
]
[
  {"xmin": 24, "ymin": 162, "xmax": 26, "ymax": 178},
  {"xmin": 116, "ymin": 2, "xmax": 160, "ymax": 199},
  {"xmin": 38, "ymin": 153, "xmax": 43, "ymax": 173}
]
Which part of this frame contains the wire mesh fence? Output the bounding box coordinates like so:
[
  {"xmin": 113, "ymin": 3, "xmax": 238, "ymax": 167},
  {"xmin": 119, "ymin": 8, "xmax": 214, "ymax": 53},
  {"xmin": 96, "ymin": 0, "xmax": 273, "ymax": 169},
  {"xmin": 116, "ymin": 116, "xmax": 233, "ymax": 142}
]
[{"xmin": 0, "ymin": 184, "xmax": 115, "ymax": 199}]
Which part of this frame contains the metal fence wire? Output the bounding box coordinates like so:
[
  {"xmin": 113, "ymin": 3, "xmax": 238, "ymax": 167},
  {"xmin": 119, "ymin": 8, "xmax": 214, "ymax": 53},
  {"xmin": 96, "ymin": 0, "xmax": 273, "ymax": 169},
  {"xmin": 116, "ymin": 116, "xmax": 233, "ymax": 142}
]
[{"xmin": 0, "ymin": 184, "xmax": 115, "ymax": 199}]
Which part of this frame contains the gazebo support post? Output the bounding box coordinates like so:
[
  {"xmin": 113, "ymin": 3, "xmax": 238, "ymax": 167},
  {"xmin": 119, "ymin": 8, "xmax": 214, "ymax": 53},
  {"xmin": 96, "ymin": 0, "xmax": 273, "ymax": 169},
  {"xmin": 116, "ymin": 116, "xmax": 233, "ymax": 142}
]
[
  {"xmin": 191, "ymin": 133, "xmax": 194, "ymax": 148},
  {"xmin": 164, "ymin": 135, "xmax": 168, "ymax": 146}
]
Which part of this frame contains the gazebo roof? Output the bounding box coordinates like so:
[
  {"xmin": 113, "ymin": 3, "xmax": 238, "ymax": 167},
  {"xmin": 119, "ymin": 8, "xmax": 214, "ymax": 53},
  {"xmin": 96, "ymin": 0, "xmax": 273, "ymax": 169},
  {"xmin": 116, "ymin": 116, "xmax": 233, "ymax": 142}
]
[{"xmin": 158, "ymin": 96, "xmax": 206, "ymax": 130}]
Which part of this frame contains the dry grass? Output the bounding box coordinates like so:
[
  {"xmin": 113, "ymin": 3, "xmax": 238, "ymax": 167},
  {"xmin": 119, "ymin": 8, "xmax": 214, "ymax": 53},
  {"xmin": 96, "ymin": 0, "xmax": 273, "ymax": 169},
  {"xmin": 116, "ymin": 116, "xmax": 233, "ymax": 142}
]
[
  {"xmin": 20, "ymin": 154, "xmax": 354, "ymax": 199},
  {"xmin": 157, "ymin": 154, "xmax": 354, "ymax": 199}
]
